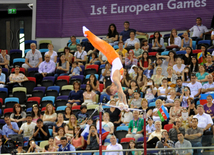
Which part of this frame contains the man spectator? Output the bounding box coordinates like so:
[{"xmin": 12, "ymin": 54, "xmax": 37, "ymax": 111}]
[
  {"xmin": 0, "ymin": 50, "xmax": 9, "ymax": 70},
  {"xmin": 82, "ymin": 40, "xmax": 96, "ymax": 52},
  {"xmin": 153, "ymin": 55, "xmax": 169, "ymax": 77},
  {"xmin": 19, "ymin": 114, "xmax": 36, "ymax": 141},
  {"xmin": 187, "ymin": 17, "xmax": 209, "ymax": 43},
  {"xmin": 58, "ymin": 137, "xmax": 76, "ymax": 155},
  {"xmin": 34, "ymin": 54, "xmax": 55, "ymax": 84},
  {"xmin": 187, "ymin": 73, "xmax": 202, "ymax": 98},
  {"xmin": 33, "ymin": 119, "xmax": 49, "ymax": 141},
  {"xmin": 185, "ymin": 118, "xmax": 203, "ymax": 155},
  {"xmin": 0, "ymin": 138, "xmax": 8, "ymax": 153},
  {"xmin": 202, "ymin": 74, "xmax": 214, "ymax": 94},
  {"xmin": 0, "ymin": 66, "xmax": 6, "ymax": 84},
  {"xmin": 193, "ymin": 105, "xmax": 213, "ymax": 146},
  {"xmin": 106, "ymin": 135, "xmax": 123, "ymax": 155},
  {"xmin": 126, "ymin": 111, "xmax": 144, "ymax": 142},
  {"xmin": 175, "ymin": 132, "xmax": 193, "ymax": 155},
  {"xmin": 155, "ymin": 130, "xmax": 174, "ymax": 155},
  {"xmin": 209, "ymin": 30, "xmax": 214, "ymax": 49},
  {"xmin": 2, "ymin": 116, "xmax": 19, "ymax": 140},
  {"xmin": 169, "ymin": 118, "xmax": 185, "ymax": 143},
  {"xmin": 175, "ymin": 78, "xmax": 183, "ymax": 97},
  {"xmin": 119, "ymin": 21, "xmax": 148, "ymax": 43},
  {"xmin": 22, "ymin": 43, "xmax": 42, "ymax": 70}
]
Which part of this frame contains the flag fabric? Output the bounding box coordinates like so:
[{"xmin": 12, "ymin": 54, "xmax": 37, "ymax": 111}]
[
  {"xmin": 197, "ymin": 52, "xmax": 203, "ymax": 65},
  {"xmin": 157, "ymin": 105, "xmax": 169, "ymax": 122}
]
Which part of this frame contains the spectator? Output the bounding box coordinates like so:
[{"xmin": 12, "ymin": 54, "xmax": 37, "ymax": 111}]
[
  {"xmin": 27, "ymin": 139, "xmax": 42, "ymax": 153},
  {"xmin": 165, "ymin": 66, "xmax": 177, "ymax": 86},
  {"xmin": 103, "ymin": 70, "xmax": 112, "ymax": 89},
  {"xmin": 121, "ymin": 68, "xmax": 131, "ymax": 88},
  {"xmin": 0, "ymin": 66, "xmax": 5, "ymax": 84},
  {"xmin": 54, "ymin": 127, "xmax": 65, "ymax": 146},
  {"xmin": 43, "ymin": 103, "xmax": 57, "ymax": 127},
  {"xmin": 72, "ymin": 126, "xmax": 84, "ymax": 150},
  {"xmin": 126, "ymin": 111, "xmax": 144, "ymax": 142},
  {"xmin": 126, "ymin": 140, "xmax": 142, "ymax": 155},
  {"xmin": 2, "ymin": 116, "xmax": 19, "ymax": 140},
  {"xmin": 116, "ymin": 41, "xmax": 127, "ymax": 57},
  {"xmin": 146, "ymin": 117, "xmax": 156, "ymax": 136},
  {"xmin": 22, "ymin": 43, "xmax": 42, "ymax": 70},
  {"xmin": 31, "ymin": 104, "xmax": 43, "ymax": 123},
  {"xmin": 33, "ymin": 119, "xmax": 49, "ymax": 141},
  {"xmin": 187, "ymin": 98, "xmax": 197, "ymax": 118},
  {"xmin": 141, "ymin": 39, "xmax": 149, "ymax": 52},
  {"xmin": 197, "ymin": 44, "xmax": 209, "ymax": 65},
  {"xmin": 169, "ymin": 99, "xmax": 183, "ymax": 123},
  {"xmin": 202, "ymin": 74, "xmax": 214, "ymax": 94},
  {"xmin": 100, "ymin": 61, "xmax": 111, "ymax": 82},
  {"xmin": 157, "ymin": 78, "xmax": 168, "ymax": 100},
  {"xmin": 69, "ymin": 36, "xmax": 77, "ymax": 52},
  {"xmin": 53, "ymin": 113, "xmax": 66, "ymax": 136},
  {"xmin": 0, "ymin": 49, "xmax": 9, "ymax": 70},
  {"xmin": 98, "ymin": 49, "xmax": 108, "ymax": 65},
  {"xmin": 133, "ymin": 42, "xmax": 143, "ymax": 59},
  {"xmin": 43, "ymin": 137, "xmax": 56, "ymax": 152},
  {"xmin": 45, "ymin": 43, "xmax": 57, "ymax": 63},
  {"xmin": 125, "ymin": 50, "xmax": 138, "ymax": 69},
  {"xmin": 190, "ymin": 56, "xmax": 199, "ymax": 73},
  {"xmin": 85, "ymin": 52, "xmax": 98, "ymax": 67},
  {"xmin": 0, "ymin": 138, "xmax": 7, "ymax": 153},
  {"xmin": 129, "ymin": 91, "xmax": 142, "ymax": 108},
  {"xmin": 80, "ymin": 118, "xmax": 93, "ymax": 139},
  {"xmin": 87, "ymin": 74, "xmax": 100, "ymax": 93},
  {"xmin": 135, "ymin": 67, "xmax": 147, "ymax": 87},
  {"xmin": 34, "ymin": 54, "xmax": 55, "ymax": 84},
  {"xmin": 106, "ymin": 100, "xmax": 121, "ymax": 127},
  {"xmin": 58, "ymin": 137, "xmax": 76, "ymax": 155},
  {"xmin": 69, "ymin": 61, "xmax": 82, "ymax": 77},
  {"xmin": 185, "ymin": 118, "xmax": 203, "ymax": 155},
  {"xmin": 143, "ymin": 64, "xmax": 154, "ymax": 79},
  {"xmin": 204, "ymin": 54, "xmax": 214, "ymax": 73},
  {"xmin": 142, "ymin": 79, "xmax": 157, "ymax": 104},
  {"xmin": 183, "ymin": 46, "xmax": 193, "ymax": 65},
  {"xmin": 105, "ymin": 23, "xmax": 119, "ymax": 45},
  {"xmin": 64, "ymin": 46, "xmax": 73, "ymax": 64},
  {"xmin": 10, "ymin": 103, "xmax": 26, "ymax": 127},
  {"xmin": 152, "ymin": 31, "xmax": 165, "ymax": 52},
  {"xmin": 54, "ymin": 54, "xmax": 69, "ymax": 78},
  {"xmin": 129, "ymin": 65, "xmax": 138, "ymax": 80},
  {"xmin": 209, "ymin": 30, "xmax": 214, "ymax": 49},
  {"xmin": 187, "ymin": 73, "xmax": 202, "ymax": 98},
  {"xmin": 15, "ymin": 143, "xmax": 26, "ymax": 153},
  {"xmin": 82, "ymin": 40, "xmax": 96, "ymax": 53},
  {"xmin": 124, "ymin": 31, "xmax": 140, "ymax": 51},
  {"xmin": 140, "ymin": 99, "xmax": 153, "ymax": 117},
  {"xmin": 151, "ymin": 67, "xmax": 164, "ymax": 87},
  {"xmin": 76, "ymin": 105, "xmax": 89, "ymax": 124},
  {"xmin": 19, "ymin": 114, "xmax": 36, "ymax": 141},
  {"xmin": 168, "ymin": 50, "xmax": 177, "ymax": 67},
  {"xmin": 82, "ymin": 84, "xmax": 96, "ymax": 105},
  {"xmin": 139, "ymin": 52, "xmax": 151, "ymax": 70},
  {"xmin": 168, "ymin": 29, "xmax": 181, "ymax": 50},
  {"xmin": 196, "ymin": 65, "xmax": 208, "ymax": 85},
  {"xmin": 175, "ymin": 132, "xmax": 193, "ymax": 155},
  {"xmin": 86, "ymin": 124, "xmax": 99, "ymax": 150},
  {"xmin": 121, "ymin": 110, "xmax": 133, "ymax": 126},
  {"xmin": 187, "ymin": 17, "xmax": 209, "ymax": 43},
  {"xmin": 173, "ymin": 57, "xmax": 185, "ymax": 77},
  {"xmin": 67, "ymin": 81, "xmax": 83, "ymax": 108},
  {"xmin": 64, "ymin": 107, "xmax": 72, "ymax": 121},
  {"xmin": 180, "ymin": 86, "xmax": 194, "ymax": 107},
  {"xmin": 164, "ymin": 88, "xmax": 177, "ymax": 108},
  {"xmin": 180, "ymin": 32, "xmax": 192, "ymax": 51},
  {"xmin": 154, "ymin": 54, "xmax": 169, "ymax": 76},
  {"xmin": 106, "ymin": 135, "xmax": 123, "ymax": 155},
  {"xmin": 127, "ymin": 80, "xmax": 139, "ymax": 99},
  {"xmin": 182, "ymin": 66, "xmax": 191, "ymax": 86},
  {"xmin": 204, "ymin": 95, "xmax": 214, "ymax": 134},
  {"xmin": 74, "ymin": 44, "xmax": 87, "ymax": 65},
  {"xmin": 152, "ymin": 99, "xmax": 168, "ymax": 122},
  {"xmin": 155, "ymin": 130, "xmax": 174, "ymax": 155},
  {"xmin": 65, "ymin": 114, "xmax": 77, "ymax": 136},
  {"xmin": 175, "ymin": 78, "xmax": 183, "ymax": 97},
  {"xmin": 169, "ymin": 118, "xmax": 185, "ymax": 143}
]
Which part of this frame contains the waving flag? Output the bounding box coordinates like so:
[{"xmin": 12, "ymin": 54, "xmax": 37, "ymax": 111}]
[
  {"xmin": 197, "ymin": 52, "xmax": 203, "ymax": 65},
  {"xmin": 157, "ymin": 105, "xmax": 169, "ymax": 122}
]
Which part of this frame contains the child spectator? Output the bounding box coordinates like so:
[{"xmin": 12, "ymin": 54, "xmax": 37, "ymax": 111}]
[
  {"xmin": 69, "ymin": 61, "xmax": 82, "ymax": 77},
  {"xmin": 76, "ymin": 105, "xmax": 89, "ymax": 124},
  {"xmin": 82, "ymin": 84, "xmax": 96, "ymax": 105},
  {"xmin": 146, "ymin": 117, "xmax": 156, "ymax": 137},
  {"xmin": 121, "ymin": 110, "xmax": 133, "ymax": 126},
  {"xmin": 141, "ymin": 39, "xmax": 149, "ymax": 52}
]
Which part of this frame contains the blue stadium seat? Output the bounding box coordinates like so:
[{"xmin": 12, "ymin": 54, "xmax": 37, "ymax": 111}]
[
  {"xmin": 5, "ymin": 97, "xmax": 19, "ymax": 104},
  {"xmin": 149, "ymin": 102, "xmax": 156, "ymax": 107},
  {"xmin": 85, "ymin": 74, "xmax": 99, "ymax": 80},
  {"xmin": 192, "ymin": 41, "xmax": 196, "ymax": 50},
  {"xmin": 13, "ymin": 58, "xmax": 25, "ymax": 64},
  {"xmin": 47, "ymin": 86, "xmax": 60, "ymax": 94},
  {"xmin": 176, "ymin": 50, "xmax": 186, "ymax": 55},
  {"xmin": 116, "ymin": 126, "xmax": 129, "ymax": 131},
  {"xmin": 56, "ymin": 106, "xmax": 67, "ymax": 112},
  {"xmin": 42, "ymin": 96, "xmax": 55, "ymax": 104},
  {"xmin": 49, "ymin": 129, "xmax": 53, "ymax": 137},
  {"xmin": 161, "ymin": 51, "xmax": 169, "ymax": 55}
]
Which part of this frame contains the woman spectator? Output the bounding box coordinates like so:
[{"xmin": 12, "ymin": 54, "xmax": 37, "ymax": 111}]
[
  {"xmin": 65, "ymin": 114, "xmax": 77, "ymax": 135},
  {"xmin": 64, "ymin": 46, "xmax": 73, "ymax": 64},
  {"xmin": 204, "ymin": 54, "xmax": 214, "ymax": 73},
  {"xmin": 45, "ymin": 44, "xmax": 57, "ymax": 63},
  {"xmin": 54, "ymin": 127, "xmax": 65, "ymax": 146},
  {"xmin": 127, "ymin": 80, "xmax": 139, "ymax": 99},
  {"xmin": 125, "ymin": 50, "xmax": 138, "ymax": 69},
  {"xmin": 27, "ymin": 139, "xmax": 42, "ymax": 153},
  {"xmin": 87, "ymin": 74, "xmax": 100, "ymax": 94},
  {"xmin": 105, "ymin": 23, "xmax": 119, "ymax": 45},
  {"xmin": 182, "ymin": 66, "xmax": 191, "ymax": 87},
  {"xmin": 180, "ymin": 32, "xmax": 192, "ymax": 51},
  {"xmin": 197, "ymin": 44, "xmax": 209, "ymax": 65},
  {"xmin": 10, "ymin": 103, "xmax": 26, "ymax": 127},
  {"xmin": 173, "ymin": 57, "xmax": 186, "ymax": 77},
  {"xmin": 190, "ymin": 56, "xmax": 199, "ymax": 73},
  {"xmin": 168, "ymin": 29, "xmax": 181, "ymax": 51},
  {"xmin": 74, "ymin": 44, "xmax": 87, "ymax": 65},
  {"xmin": 67, "ymin": 81, "xmax": 83, "ymax": 108},
  {"xmin": 64, "ymin": 107, "xmax": 72, "ymax": 121},
  {"xmin": 141, "ymin": 39, "xmax": 149, "ymax": 52},
  {"xmin": 156, "ymin": 51, "xmax": 177, "ymax": 67},
  {"xmin": 54, "ymin": 54, "xmax": 69, "ymax": 78},
  {"xmin": 151, "ymin": 67, "xmax": 164, "ymax": 87},
  {"xmin": 116, "ymin": 41, "xmax": 127, "ymax": 57},
  {"xmin": 129, "ymin": 65, "xmax": 138, "ymax": 80},
  {"xmin": 43, "ymin": 137, "xmax": 56, "ymax": 152},
  {"xmin": 124, "ymin": 31, "xmax": 140, "ymax": 51},
  {"xmin": 169, "ymin": 99, "xmax": 183, "ymax": 123},
  {"xmin": 165, "ymin": 66, "xmax": 177, "ymax": 87},
  {"xmin": 121, "ymin": 68, "xmax": 131, "ymax": 88},
  {"xmin": 135, "ymin": 67, "xmax": 147, "ymax": 88},
  {"xmin": 106, "ymin": 99, "xmax": 121, "ymax": 127},
  {"xmin": 187, "ymin": 98, "xmax": 197, "ymax": 118},
  {"xmin": 69, "ymin": 36, "xmax": 77, "ymax": 52},
  {"xmin": 121, "ymin": 110, "xmax": 133, "ymax": 126},
  {"xmin": 204, "ymin": 95, "xmax": 214, "ymax": 122},
  {"xmin": 164, "ymin": 88, "xmax": 177, "ymax": 108},
  {"xmin": 31, "ymin": 104, "xmax": 43, "ymax": 124},
  {"xmin": 72, "ymin": 126, "xmax": 85, "ymax": 150},
  {"xmin": 85, "ymin": 52, "xmax": 98, "ymax": 68},
  {"xmin": 126, "ymin": 140, "xmax": 142, "ymax": 155},
  {"xmin": 133, "ymin": 42, "xmax": 143, "ymax": 59},
  {"xmin": 152, "ymin": 31, "xmax": 165, "ymax": 52},
  {"xmin": 152, "ymin": 99, "xmax": 168, "ymax": 122},
  {"xmin": 157, "ymin": 78, "xmax": 168, "ymax": 100},
  {"xmin": 15, "ymin": 144, "xmax": 26, "ymax": 153},
  {"xmin": 180, "ymin": 86, "xmax": 194, "ymax": 107},
  {"xmin": 43, "ymin": 103, "xmax": 57, "ymax": 127},
  {"xmin": 139, "ymin": 52, "xmax": 151, "ymax": 70},
  {"xmin": 142, "ymin": 79, "xmax": 157, "ymax": 104},
  {"xmin": 183, "ymin": 46, "xmax": 193, "ymax": 65},
  {"xmin": 129, "ymin": 91, "xmax": 142, "ymax": 108},
  {"xmin": 196, "ymin": 65, "xmax": 209, "ymax": 85},
  {"xmin": 82, "ymin": 84, "xmax": 96, "ymax": 105},
  {"xmin": 86, "ymin": 125, "xmax": 99, "ymax": 150},
  {"xmin": 140, "ymin": 99, "xmax": 153, "ymax": 118},
  {"xmin": 53, "ymin": 113, "xmax": 66, "ymax": 136}
]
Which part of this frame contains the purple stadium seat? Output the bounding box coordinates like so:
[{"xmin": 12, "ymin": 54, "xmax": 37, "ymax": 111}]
[
  {"xmin": 43, "ymin": 76, "xmax": 55, "ymax": 83},
  {"xmin": 56, "ymin": 95, "xmax": 68, "ymax": 101},
  {"xmin": 70, "ymin": 75, "xmax": 84, "ymax": 83},
  {"xmin": 33, "ymin": 86, "xmax": 46, "ymax": 94}
]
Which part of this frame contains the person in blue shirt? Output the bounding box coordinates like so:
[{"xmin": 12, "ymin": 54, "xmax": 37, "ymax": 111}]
[
  {"xmin": 2, "ymin": 116, "xmax": 19, "ymax": 140},
  {"xmin": 0, "ymin": 66, "xmax": 6, "ymax": 84},
  {"xmin": 76, "ymin": 105, "xmax": 89, "ymax": 124},
  {"xmin": 58, "ymin": 136, "xmax": 76, "ymax": 155}
]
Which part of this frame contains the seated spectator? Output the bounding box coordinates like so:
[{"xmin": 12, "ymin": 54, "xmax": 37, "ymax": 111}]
[
  {"xmin": 64, "ymin": 46, "xmax": 73, "ymax": 64},
  {"xmin": 124, "ymin": 31, "xmax": 140, "ymax": 51},
  {"xmin": 43, "ymin": 104, "xmax": 57, "ymax": 127},
  {"xmin": 2, "ymin": 116, "xmax": 19, "ymax": 140},
  {"xmin": 69, "ymin": 36, "xmax": 77, "ymax": 52},
  {"xmin": 139, "ymin": 52, "xmax": 151, "ymax": 70},
  {"xmin": 182, "ymin": 67, "xmax": 191, "ymax": 86},
  {"xmin": 203, "ymin": 95, "xmax": 214, "ymax": 122},
  {"xmin": 116, "ymin": 41, "xmax": 127, "ymax": 57},
  {"xmin": 155, "ymin": 130, "xmax": 174, "ymax": 155},
  {"xmin": 69, "ymin": 61, "xmax": 82, "ymax": 77},
  {"xmin": 121, "ymin": 68, "xmax": 131, "ymax": 88},
  {"xmin": 121, "ymin": 110, "xmax": 133, "ymax": 126},
  {"xmin": 180, "ymin": 86, "xmax": 194, "ymax": 107},
  {"xmin": 143, "ymin": 64, "xmax": 154, "ymax": 79},
  {"xmin": 27, "ymin": 139, "xmax": 42, "ymax": 153},
  {"xmin": 202, "ymin": 74, "xmax": 214, "ymax": 94},
  {"xmin": 67, "ymin": 81, "xmax": 83, "ymax": 108},
  {"xmin": 129, "ymin": 91, "xmax": 142, "ymax": 108},
  {"xmin": 133, "ymin": 42, "xmax": 143, "ymax": 59},
  {"xmin": 43, "ymin": 137, "xmax": 56, "ymax": 152},
  {"xmin": 151, "ymin": 67, "xmax": 164, "ymax": 87},
  {"xmin": 104, "ymin": 23, "xmax": 119, "ymax": 45},
  {"xmin": 31, "ymin": 104, "xmax": 43, "ymax": 123},
  {"xmin": 164, "ymin": 88, "xmax": 177, "ymax": 108},
  {"xmin": 85, "ymin": 52, "xmax": 98, "ymax": 67},
  {"xmin": 72, "ymin": 126, "xmax": 84, "ymax": 150},
  {"xmin": 53, "ymin": 113, "xmax": 66, "ymax": 136},
  {"xmin": 187, "ymin": 73, "xmax": 202, "ymax": 98},
  {"xmin": 126, "ymin": 140, "xmax": 142, "ymax": 155},
  {"xmin": 64, "ymin": 107, "xmax": 72, "ymax": 121},
  {"xmin": 22, "ymin": 43, "xmax": 42, "ymax": 70},
  {"xmin": 33, "ymin": 119, "xmax": 49, "ymax": 141},
  {"xmin": 135, "ymin": 67, "xmax": 147, "ymax": 87},
  {"xmin": 74, "ymin": 44, "xmax": 87, "ymax": 65},
  {"xmin": 106, "ymin": 135, "xmax": 123, "ymax": 155},
  {"xmin": 142, "ymin": 79, "xmax": 157, "ymax": 104},
  {"xmin": 98, "ymin": 49, "xmax": 108, "ymax": 65},
  {"xmin": 103, "ymin": 70, "xmax": 112, "ymax": 89},
  {"xmin": 152, "ymin": 31, "xmax": 165, "ymax": 52},
  {"xmin": 187, "ymin": 98, "xmax": 197, "ymax": 119},
  {"xmin": 76, "ymin": 105, "xmax": 89, "ymax": 124},
  {"xmin": 154, "ymin": 55, "xmax": 169, "ymax": 77},
  {"xmin": 54, "ymin": 54, "xmax": 69, "ymax": 78},
  {"xmin": 10, "ymin": 103, "xmax": 26, "ymax": 127},
  {"xmin": 65, "ymin": 115, "xmax": 77, "ymax": 136},
  {"xmin": 0, "ymin": 66, "xmax": 5, "ymax": 85},
  {"xmin": 58, "ymin": 137, "xmax": 76, "ymax": 154},
  {"xmin": 125, "ymin": 50, "xmax": 138, "ymax": 69},
  {"xmin": 140, "ymin": 99, "xmax": 153, "ymax": 117},
  {"xmin": 126, "ymin": 111, "xmax": 144, "ymax": 142},
  {"xmin": 157, "ymin": 78, "xmax": 168, "ymax": 100},
  {"xmin": 34, "ymin": 54, "xmax": 56, "ymax": 84},
  {"xmin": 196, "ymin": 65, "xmax": 208, "ymax": 85},
  {"xmin": 197, "ymin": 44, "xmax": 209, "ymax": 65},
  {"xmin": 129, "ymin": 65, "xmax": 138, "ymax": 80},
  {"xmin": 54, "ymin": 127, "xmax": 65, "ymax": 146},
  {"xmin": 152, "ymin": 99, "xmax": 168, "ymax": 122},
  {"xmin": 190, "ymin": 56, "xmax": 199, "ymax": 73},
  {"xmin": 168, "ymin": 29, "xmax": 181, "ymax": 51},
  {"xmin": 80, "ymin": 118, "xmax": 93, "ymax": 139},
  {"xmin": 183, "ymin": 46, "xmax": 193, "ymax": 65},
  {"xmin": 209, "ymin": 30, "xmax": 214, "ymax": 50},
  {"xmin": 127, "ymin": 80, "xmax": 139, "ymax": 99},
  {"xmin": 87, "ymin": 74, "xmax": 100, "ymax": 94},
  {"xmin": 99, "ymin": 61, "xmax": 111, "ymax": 82},
  {"xmin": 169, "ymin": 118, "xmax": 185, "ymax": 143},
  {"xmin": 165, "ymin": 66, "xmax": 177, "ymax": 86},
  {"xmin": 204, "ymin": 54, "xmax": 214, "ymax": 73},
  {"xmin": 15, "ymin": 143, "xmax": 26, "ymax": 153},
  {"xmin": 86, "ymin": 124, "xmax": 99, "ymax": 150},
  {"xmin": 173, "ymin": 57, "xmax": 185, "ymax": 77},
  {"xmin": 146, "ymin": 117, "xmax": 156, "ymax": 137},
  {"xmin": 19, "ymin": 114, "xmax": 36, "ymax": 141},
  {"xmin": 0, "ymin": 49, "xmax": 9, "ymax": 70},
  {"xmin": 82, "ymin": 84, "xmax": 96, "ymax": 105},
  {"xmin": 141, "ymin": 39, "xmax": 149, "ymax": 52},
  {"xmin": 45, "ymin": 43, "xmax": 57, "ymax": 63},
  {"xmin": 175, "ymin": 132, "xmax": 193, "ymax": 155},
  {"xmin": 175, "ymin": 78, "xmax": 183, "ymax": 97},
  {"xmin": 169, "ymin": 99, "xmax": 183, "ymax": 124},
  {"xmin": 82, "ymin": 40, "xmax": 96, "ymax": 53},
  {"xmin": 106, "ymin": 100, "xmax": 121, "ymax": 127},
  {"xmin": 180, "ymin": 32, "xmax": 192, "ymax": 51},
  {"xmin": 185, "ymin": 118, "xmax": 203, "ymax": 155}
]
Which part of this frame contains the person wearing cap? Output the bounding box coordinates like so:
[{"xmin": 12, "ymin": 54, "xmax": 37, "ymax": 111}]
[
  {"xmin": 33, "ymin": 119, "xmax": 49, "ymax": 141},
  {"xmin": 125, "ymin": 50, "xmax": 138, "ymax": 69},
  {"xmin": 129, "ymin": 65, "xmax": 138, "ymax": 80},
  {"xmin": 19, "ymin": 114, "xmax": 36, "ymax": 142},
  {"xmin": 2, "ymin": 116, "xmax": 19, "ymax": 140},
  {"xmin": 58, "ymin": 136, "xmax": 76, "ymax": 155}
]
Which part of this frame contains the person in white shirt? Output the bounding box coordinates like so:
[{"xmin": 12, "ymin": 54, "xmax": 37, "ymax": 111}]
[
  {"xmin": 202, "ymin": 74, "xmax": 214, "ymax": 94},
  {"xmin": 74, "ymin": 44, "xmax": 87, "ymax": 65},
  {"xmin": 208, "ymin": 30, "xmax": 214, "ymax": 49},
  {"xmin": 173, "ymin": 57, "xmax": 185, "ymax": 77},
  {"xmin": 121, "ymin": 111, "xmax": 133, "ymax": 126},
  {"xmin": 45, "ymin": 44, "xmax": 57, "ymax": 63},
  {"xmin": 124, "ymin": 31, "xmax": 140, "ymax": 49},
  {"xmin": 168, "ymin": 29, "xmax": 181, "ymax": 51},
  {"xmin": 106, "ymin": 135, "xmax": 123, "ymax": 155},
  {"xmin": 187, "ymin": 73, "xmax": 202, "ymax": 98}
]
